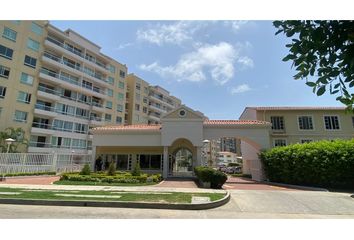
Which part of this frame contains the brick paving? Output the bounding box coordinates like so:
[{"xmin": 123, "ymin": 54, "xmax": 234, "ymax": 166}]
[
  {"xmin": 0, "ymin": 175, "xmax": 301, "ymax": 191},
  {"xmin": 156, "ymin": 179, "xmax": 198, "ymax": 188},
  {"xmin": 0, "ymin": 176, "xmax": 60, "ymax": 185},
  {"xmin": 223, "ymin": 176, "xmax": 300, "ymax": 191}
]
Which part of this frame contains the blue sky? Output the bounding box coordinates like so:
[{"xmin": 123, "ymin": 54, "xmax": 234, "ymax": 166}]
[{"xmin": 51, "ymin": 20, "xmax": 343, "ymax": 119}]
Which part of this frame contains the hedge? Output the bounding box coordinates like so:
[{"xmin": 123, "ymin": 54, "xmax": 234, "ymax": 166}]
[
  {"xmin": 60, "ymin": 172, "xmax": 162, "ymax": 184},
  {"xmin": 260, "ymin": 139, "xmax": 354, "ymax": 188},
  {"xmin": 2, "ymin": 172, "xmax": 56, "ymax": 177},
  {"xmin": 194, "ymin": 166, "xmax": 227, "ymax": 189}
]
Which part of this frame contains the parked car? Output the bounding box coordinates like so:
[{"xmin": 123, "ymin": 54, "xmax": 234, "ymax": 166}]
[{"xmin": 224, "ymin": 166, "xmax": 242, "ymax": 174}]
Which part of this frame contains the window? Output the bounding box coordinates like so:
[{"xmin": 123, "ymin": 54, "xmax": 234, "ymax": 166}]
[
  {"xmin": 12, "ymin": 21, "xmax": 21, "ymax": 25},
  {"xmin": 0, "ymin": 44, "xmax": 13, "ymax": 60},
  {"xmin": 14, "ymin": 110, "xmax": 27, "ymax": 123},
  {"xmin": 136, "ymin": 83, "xmax": 141, "ymax": 91},
  {"xmin": 118, "ymin": 81, "xmax": 124, "ymax": 89},
  {"xmin": 298, "ymin": 116, "xmax": 314, "ymax": 130},
  {"xmin": 116, "ymin": 155, "xmax": 128, "ymax": 169},
  {"xmin": 53, "ymin": 120, "xmax": 73, "ymax": 132},
  {"xmin": 117, "ymin": 92, "xmax": 124, "ymax": 101},
  {"xmin": 31, "ymin": 22, "xmax": 43, "ymax": 35},
  {"xmin": 20, "ymin": 73, "xmax": 34, "ymax": 85},
  {"xmin": 116, "ymin": 116, "xmax": 122, "ymax": 124},
  {"xmin": 352, "ymin": 117, "xmax": 354, "ymax": 128},
  {"xmin": 0, "ymin": 86, "xmax": 6, "ymax": 98},
  {"xmin": 24, "ymin": 55, "xmax": 37, "ymax": 68},
  {"xmin": 2, "ymin": 27, "xmax": 17, "ymax": 41},
  {"xmin": 144, "ymin": 87, "xmax": 148, "ymax": 94},
  {"xmin": 72, "ymin": 139, "xmax": 87, "ymax": 149},
  {"xmin": 0, "ymin": 65, "xmax": 10, "ymax": 79},
  {"xmin": 0, "ymin": 107, "xmax": 2, "ymax": 117},
  {"xmin": 107, "ymin": 89, "xmax": 113, "ymax": 97},
  {"xmin": 138, "ymin": 154, "xmax": 161, "ymax": 170},
  {"xmin": 135, "ymin": 104, "xmax": 140, "ymax": 111},
  {"xmin": 270, "ymin": 116, "xmax": 285, "ymax": 131},
  {"xmin": 274, "ymin": 139, "xmax": 287, "ymax": 147},
  {"xmin": 17, "ymin": 91, "xmax": 31, "ymax": 104},
  {"xmin": 119, "ymin": 70, "xmax": 125, "ymax": 78},
  {"xmin": 143, "ymin": 97, "xmax": 148, "ymax": 104},
  {"xmin": 107, "ymin": 76, "xmax": 114, "ymax": 85},
  {"xmin": 135, "ymin": 93, "xmax": 141, "ymax": 101},
  {"xmin": 143, "ymin": 107, "xmax": 147, "ymax": 113},
  {"xmin": 117, "ymin": 104, "xmax": 123, "ymax": 112},
  {"xmin": 301, "ymin": 139, "xmax": 313, "ymax": 144},
  {"xmin": 324, "ymin": 116, "xmax": 340, "ymax": 130},
  {"xmin": 134, "ymin": 114, "xmax": 140, "ymax": 122},
  {"xmin": 74, "ymin": 108, "xmax": 88, "ymax": 119},
  {"xmin": 108, "ymin": 65, "xmax": 115, "ymax": 74},
  {"xmin": 105, "ymin": 114, "xmax": 112, "ymax": 122},
  {"xmin": 27, "ymin": 38, "xmax": 40, "ymax": 52},
  {"xmin": 74, "ymin": 123, "xmax": 88, "ymax": 134},
  {"xmin": 106, "ymin": 101, "xmax": 113, "ymax": 109}
]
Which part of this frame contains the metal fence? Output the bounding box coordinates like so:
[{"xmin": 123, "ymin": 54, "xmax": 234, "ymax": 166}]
[{"xmin": 0, "ymin": 153, "xmax": 92, "ymax": 174}]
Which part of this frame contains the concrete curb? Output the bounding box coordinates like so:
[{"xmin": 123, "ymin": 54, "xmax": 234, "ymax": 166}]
[
  {"xmin": 0, "ymin": 191, "xmax": 230, "ymax": 210},
  {"xmin": 262, "ymin": 181, "xmax": 328, "ymax": 192}
]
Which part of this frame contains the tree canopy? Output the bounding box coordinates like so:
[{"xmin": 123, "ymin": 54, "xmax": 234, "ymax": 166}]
[
  {"xmin": 274, "ymin": 20, "xmax": 354, "ymax": 110},
  {"xmin": 0, "ymin": 127, "xmax": 28, "ymax": 153}
]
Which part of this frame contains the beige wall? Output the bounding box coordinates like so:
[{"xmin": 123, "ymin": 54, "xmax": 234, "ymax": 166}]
[
  {"xmin": 255, "ymin": 109, "xmax": 354, "ymax": 146},
  {"xmin": 0, "ymin": 21, "xmax": 47, "ymax": 151},
  {"xmin": 126, "ymin": 74, "xmax": 149, "ymax": 124}
]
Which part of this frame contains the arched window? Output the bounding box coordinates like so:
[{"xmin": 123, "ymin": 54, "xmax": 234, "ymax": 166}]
[{"xmin": 173, "ymin": 148, "xmax": 193, "ymax": 172}]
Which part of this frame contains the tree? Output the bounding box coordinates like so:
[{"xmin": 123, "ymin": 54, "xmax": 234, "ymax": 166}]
[
  {"xmin": 274, "ymin": 20, "xmax": 354, "ymax": 110},
  {"xmin": 0, "ymin": 127, "xmax": 29, "ymax": 153}
]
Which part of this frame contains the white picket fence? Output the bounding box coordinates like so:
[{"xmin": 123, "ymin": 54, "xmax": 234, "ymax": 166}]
[{"xmin": 0, "ymin": 153, "xmax": 92, "ymax": 174}]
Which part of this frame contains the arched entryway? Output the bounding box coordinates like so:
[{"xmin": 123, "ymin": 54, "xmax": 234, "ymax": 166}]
[{"xmin": 168, "ymin": 138, "xmax": 196, "ymax": 177}]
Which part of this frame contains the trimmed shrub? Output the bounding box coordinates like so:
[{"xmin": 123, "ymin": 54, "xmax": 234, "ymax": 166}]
[
  {"xmin": 260, "ymin": 139, "xmax": 354, "ymax": 188},
  {"xmin": 80, "ymin": 163, "xmax": 91, "ymax": 175},
  {"xmin": 4, "ymin": 172, "xmax": 56, "ymax": 177},
  {"xmin": 107, "ymin": 162, "xmax": 116, "ymax": 176},
  {"xmin": 131, "ymin": 162, "xmax": 141, "ymax": 176},
  {"xmin": 194, "ymin": 166, "xmax": 227, "ymax": 189}
]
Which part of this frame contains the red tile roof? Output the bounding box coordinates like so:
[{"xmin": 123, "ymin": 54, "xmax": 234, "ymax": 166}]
[
  {"xmin": 92, "ymin": 120, "xmax": 270, "ymax": 132},
  {"xmin": 247, "ymin": 106, "xmax": 346, "ymax": 111},
  {"xmin": 93, "ymin": 124, "xmax": 161, "ymax": 131},
  {"xmin": 203, "ymin": 120, "xmax": 270, "ymax": 125}
]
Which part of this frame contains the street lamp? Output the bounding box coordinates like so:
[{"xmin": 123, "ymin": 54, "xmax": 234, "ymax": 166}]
[
  {"xmin": 1, "ymin": 138, "xmax": 15, "ymax": 181},
  {"xmin": 5, "ymin": 138, "xmax": 15, "ymax": 153},
  {"xmin": 203, "ymin": 139, "xmax": 212, "ymax": 167}
]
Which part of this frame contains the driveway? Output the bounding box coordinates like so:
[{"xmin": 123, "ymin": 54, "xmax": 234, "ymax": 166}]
[{"xmin": 0, "ymin": 190, "xmax": 353, "ymax": 218}]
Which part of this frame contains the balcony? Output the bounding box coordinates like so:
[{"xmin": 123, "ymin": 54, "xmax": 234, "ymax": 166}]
[
  {"xmin": 89, "ymin": 117, "xmax": 106, "ymax": 126},
  {"xmin": 45, "ymin": 36, "xmax": 110, "ymax": 74},
  {"xmin": 148, "ymin": 114, "xmax": 160, "ymax": 122},
  {"xmin": 149, "ymin": 104, "xmax": 167, "ymax": 114},
  {"xmin": 39, "ymin": 68, "xmax": 109, "ymax": 100},
  {"xmin": 31, "ymin": 122, "xmax": 55, "ymax": 135},
  {"xmin": 42, "ymin": 51, "xmax": 111, "ymax": 88},
  {"xmin": 37, "ymin": 85, "xmax": 61, "ymax": 101},
  {"xmin": 34, "ymin": 104, "xmax": 58, "ymax": 118},
  {"xmin": 149, "ymin": 94, "xmax": 175, "ymax": 108}
]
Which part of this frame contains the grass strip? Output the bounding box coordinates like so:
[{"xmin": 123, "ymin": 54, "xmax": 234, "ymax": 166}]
[
  {"xmin": 0, "ymin": 187, "xmax": 225, "ymax": 204},
  {"xmin": 53, "ymin": 180, "xmax": 158, "ymax": 186}
]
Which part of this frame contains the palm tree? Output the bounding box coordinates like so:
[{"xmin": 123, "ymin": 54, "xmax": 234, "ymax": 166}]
[{"xmin": 0, "ymin": 127, "xmax": 29, "ymax": 153}]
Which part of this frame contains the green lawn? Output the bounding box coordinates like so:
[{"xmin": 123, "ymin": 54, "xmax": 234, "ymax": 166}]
[
  {"xmin": 53, "ymin": 180, "xmax": 158, "ymax": 187},
  {"xmin": 0, "ymin": 187, "xmax": 225, "ymax": 203}
]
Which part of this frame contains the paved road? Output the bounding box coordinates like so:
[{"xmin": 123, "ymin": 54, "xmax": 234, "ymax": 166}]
[{"xmin": 0, "ymin": 190, "xmax": 353, "ymax": 219}]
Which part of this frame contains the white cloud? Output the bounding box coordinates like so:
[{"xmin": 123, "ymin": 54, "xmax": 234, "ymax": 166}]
[
  {"xmin": 224, "ymin": 21, "xmax": 249, "ymax": 32},
  {"xmin": 139, "ymin": 42, "xmax": 253, "ymax": 85},
  {"xmin": 230, "ymin": 84, "xmax": 251, "ymax": 94},
  {"xmin": 114, "ymin": 42, "xmax": 133, "ymax": 50},
  {"xmin": 136, "ymin": 21, "xmax": 203, "ymax": 46}
]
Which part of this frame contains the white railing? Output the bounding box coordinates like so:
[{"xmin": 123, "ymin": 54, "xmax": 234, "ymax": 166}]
[{"xmin": 0, "ymin": 153, "xmax": 92, "ymax": 174}]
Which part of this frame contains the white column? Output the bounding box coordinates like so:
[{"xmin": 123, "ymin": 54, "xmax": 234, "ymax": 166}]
[
  {"xmin": 163, "ymin": 146, "xmax": 169, "ymax": 179},
  {"xmin": 91, "ymin": 145, "xmax": 96, "ymax": 171},
  {"xmin": 196, "ymin": 147, "xmax": 202, "ymax": 167}
]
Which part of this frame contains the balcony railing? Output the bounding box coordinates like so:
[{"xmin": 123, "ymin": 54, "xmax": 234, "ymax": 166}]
[
  {"xmin": 46, "ymin": 36, "xmax": 109, "ymax": 71},
  {"xmin": 32, "ymin": 122, "xmax": 89, "ymax": 135},
  {"xmin": 34, "ymin": 103, "xmax": 90, "ymax": 120},
  {"xmin": 40, "ymin": 68, "xmax": 107, "ymax": 96}
]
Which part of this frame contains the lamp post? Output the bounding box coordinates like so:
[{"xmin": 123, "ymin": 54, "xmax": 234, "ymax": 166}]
[
  {"xmin": 203, "ymin": 139, "xmax": 212, "ymax": 167},
  {"xmin": 2, "ymin": 138, "xmax": 15, "ymax": 181},
  {"xmin": 5, "ymin": 138, "xmax": 15, "ymax": 153}
]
